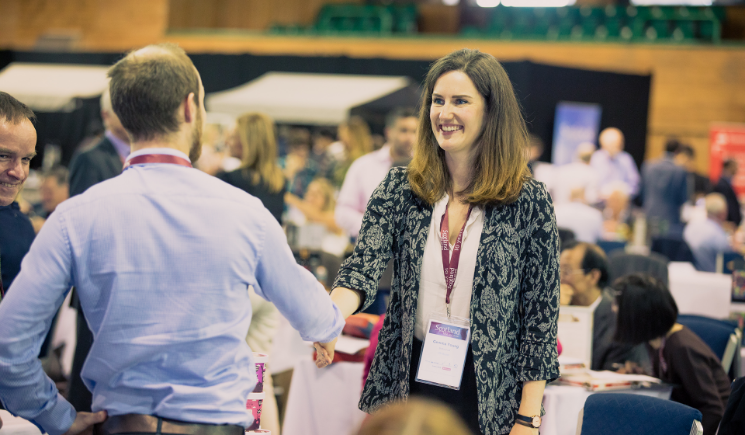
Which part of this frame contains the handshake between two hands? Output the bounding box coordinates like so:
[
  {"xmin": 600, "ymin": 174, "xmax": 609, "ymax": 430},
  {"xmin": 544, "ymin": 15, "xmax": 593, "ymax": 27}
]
[{"xmin": 313, "ymin": 337, "xmax": 338, "ymax": 368}]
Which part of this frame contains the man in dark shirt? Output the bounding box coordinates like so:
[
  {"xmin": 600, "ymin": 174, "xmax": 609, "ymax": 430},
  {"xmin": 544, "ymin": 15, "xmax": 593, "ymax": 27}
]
[
  {"xmin": 560, "ymin": 241, "xmax": 648, "ymax": 371},
  {"xmin": 67, "ymin": 87, "xmax": 130, "ymax": 413},
  {"xmin": 639, "ymin": 139, "xmax": 689, "ymax": 238},
  {"xmin": 713, "ymin": 159, "xmax": 742, "ymax": 228},
  {"xmin": 0, "ymin": 92, "xmax": 37, "ymax": 295}
]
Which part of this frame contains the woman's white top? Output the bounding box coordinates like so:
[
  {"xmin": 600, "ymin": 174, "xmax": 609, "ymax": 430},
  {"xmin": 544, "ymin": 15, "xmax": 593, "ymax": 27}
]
[{"xmin": 415, "ymin": 194, "xmax": 485, "ymax": 341}]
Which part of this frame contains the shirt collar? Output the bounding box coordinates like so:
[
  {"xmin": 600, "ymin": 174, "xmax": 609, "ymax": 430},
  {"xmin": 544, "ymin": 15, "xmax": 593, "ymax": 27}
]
[
  {"xmin": 125, "ymin": 147, "xmax": 191, "ymax": 165},
  {"xmin": 376, "ymin": 144, "xmax": 393, "ymax": 164},
  {"xmin": 433, "ymin": 193, "xmax": 482, "ymax": 242},
  {"xmin": 589, "ymin": 294, "xmax": 603, "ymax": 311},
  {"xmin": 105, "ymin": 130, "xmax": 131, "ymax": 161}
]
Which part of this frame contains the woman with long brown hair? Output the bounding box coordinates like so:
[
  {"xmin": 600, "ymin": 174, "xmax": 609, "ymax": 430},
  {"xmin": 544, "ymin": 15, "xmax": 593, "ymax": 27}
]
[
  {"xmin": 332, "ymin": 116, "xmax": 373, "ymax": 186},
  {"xmin": 315, "ymin": 49, "xmax": 560, "ymax": 435},
  {"xmin": 217, "ymin": 112, "xmax": 285, "ymax": 222}
]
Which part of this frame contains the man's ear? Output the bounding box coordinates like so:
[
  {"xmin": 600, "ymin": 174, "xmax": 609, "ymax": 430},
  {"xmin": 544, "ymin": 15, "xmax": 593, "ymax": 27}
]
[
  {"xmin": 183, "ymin": 92, "xmax": 196, "ymax": 123},
  {"xmin": 588, "ymin": 269, "xmax": 602, "ymax": 287}
]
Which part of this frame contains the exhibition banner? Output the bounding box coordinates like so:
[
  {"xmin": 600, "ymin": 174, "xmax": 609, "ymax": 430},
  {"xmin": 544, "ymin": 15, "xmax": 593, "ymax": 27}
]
[
  {"xmin": 710, "ymin": 123, "xmax": 745, "ymax": 197},
  {"xmin": 551, "ymin": 101, "xmax": 602, "ymax": 166}
]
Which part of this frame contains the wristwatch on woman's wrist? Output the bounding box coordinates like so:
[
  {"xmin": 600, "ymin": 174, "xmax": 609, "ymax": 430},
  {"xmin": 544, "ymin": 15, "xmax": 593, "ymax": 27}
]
[{"xmin": 515, "ymin": 413, "xmax": 542, "ymax": 428}]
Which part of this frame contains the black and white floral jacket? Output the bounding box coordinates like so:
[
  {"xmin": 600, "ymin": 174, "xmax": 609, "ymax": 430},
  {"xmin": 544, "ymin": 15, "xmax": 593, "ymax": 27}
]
[{"xmin": 333, "ymin": 168, "xmax": 561, "ymax": 435}]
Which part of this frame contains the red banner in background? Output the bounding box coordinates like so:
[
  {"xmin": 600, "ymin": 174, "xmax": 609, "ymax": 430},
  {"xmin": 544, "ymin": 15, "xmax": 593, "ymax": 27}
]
[{"xmin": 710, "ymin": 124, "xmax": 745, "ymax": 197}]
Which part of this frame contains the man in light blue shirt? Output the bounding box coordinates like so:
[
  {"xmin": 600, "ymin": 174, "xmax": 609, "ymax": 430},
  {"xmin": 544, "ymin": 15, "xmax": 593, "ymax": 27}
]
[
  {"xmin": 590, "ymin": 127, "xmax": 640, "ymax": 197},
  {"xmin": 0, "ymin": 44, "xmax": 344, "ymax": 435},
  {"xmin": 684, "ymin": 193, "xmax": 733, "ymax": 272}
]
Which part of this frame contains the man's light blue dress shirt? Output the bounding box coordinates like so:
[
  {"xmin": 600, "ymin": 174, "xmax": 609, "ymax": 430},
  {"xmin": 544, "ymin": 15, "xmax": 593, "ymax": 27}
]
[{"xmin": 0, "ymin": 148, "xmax": 344, "ymax": 435}]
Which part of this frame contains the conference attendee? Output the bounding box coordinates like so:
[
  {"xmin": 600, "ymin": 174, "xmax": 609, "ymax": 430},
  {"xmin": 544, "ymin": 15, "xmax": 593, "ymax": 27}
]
[
  {"xmin": 331, "ymin": 116, "xmax": 373, "ymax": 186},
  {"xmin": 67, "ymin": 86, "xmax": 132, "ymax": 414},
  {"xmin": 602, "ymin": 188, "xmax": 631, "ymax": 241},
  {"xmin": 590, "ymin": 127, "xmax": 640, "ymax": 197},
  {"xmin": 560, "ymin": 241, "xmax": 646, "ymax": 371},
  {"xmin": 29, "ymin": 166, "xmax": 70, "ymax": 233},
  {"xmin": 335, "ymin": 107, "xmax": 417, "ymax": 238},
  {"xmin": 674, "ymin": 144, "xmax": 711, "ymax": 202},
  {"xmin": 527, "ymin": 134, "xmax": 554, "ymax": 191},
  {"xmin": 280, "ymin": 128, "xmax": 318, "ymax": 198},
  {"xmin": 552, "ymin": 142, "xmax": 600, "ymax": 205},
  {"xmin": 554, "ymin": 188, "xmax": 603, "ymax": 243},
  {"xmin": 613, "ymin": 274, "xmax": 730, "ymax": 435},
  {"xmin": 320, "ymin": 49, "xmax": 560, "ymax": 435},
  {"xmin": 0, "ymin": 43, "xmax": 344, "ymax": 435},
  {"xmin": 684, "ymin": 193, "xmax": 733, "ymax": 272},
  {"xmin": 217, "ymin": 112, "xmax": 286, "ymax": 223},
  {"xmin": 285, "ymin": 177, "xmax": 350, "ymax": 256},
  {"xmin": 310, "ymin": 127, "xmax": 337, "ymax": 179},
  {"xmin": 69, "ymin": 86, "xmax": 130, "ymax": 197},
  {"xmin": 0, "ymin": 91, "xmax": 37, "ymax": 294},
  {"xmin": 639, "ymin": 138, "xmax": 689, "ymax": 238},
  {"xmin": 37, "ymin": 166, "xmax": 69, "ymax": 218},
  {"xmin": 714, "ymin": 158, "xmax": 742, "ymax": 228}
]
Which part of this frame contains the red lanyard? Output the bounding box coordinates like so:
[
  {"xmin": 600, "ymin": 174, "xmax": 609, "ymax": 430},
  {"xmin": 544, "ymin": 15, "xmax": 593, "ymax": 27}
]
[
  {"xmin": 123, "ymin": 154, "xmax": 193, "ymax": 170},
  {"xmin": 440, "ymin": 202, "xmax": 473, "ymax": 319}
]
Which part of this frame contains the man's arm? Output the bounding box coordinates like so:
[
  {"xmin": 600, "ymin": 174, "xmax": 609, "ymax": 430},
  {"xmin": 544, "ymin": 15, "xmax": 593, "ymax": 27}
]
[
  {"xmin": 0, "ymin": 211, "xmax": 77, "ymax": 435},
  {"xmin": 253, "ymin": 209, "xmax": 345, "ymax": 346}
]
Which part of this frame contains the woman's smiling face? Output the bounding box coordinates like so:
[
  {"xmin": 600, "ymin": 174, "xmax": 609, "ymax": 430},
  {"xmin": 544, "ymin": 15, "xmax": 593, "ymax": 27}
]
[{"xmin": 429, "ymin": 70, "xmax": 486, "ymax": 158}]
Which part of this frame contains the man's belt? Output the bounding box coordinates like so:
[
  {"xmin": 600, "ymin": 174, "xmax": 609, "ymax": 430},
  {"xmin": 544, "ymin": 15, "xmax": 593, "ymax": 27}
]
[{"xmin": 95, "ymin": 414, "xmax": 244, "ymax": 435}]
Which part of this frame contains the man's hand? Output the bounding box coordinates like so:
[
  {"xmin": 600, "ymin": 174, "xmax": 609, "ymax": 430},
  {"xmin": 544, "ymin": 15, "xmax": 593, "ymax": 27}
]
[
  {"xmin": 313, "ymin": 337, "xmax": 338, "ymax": 368},
  {"xmin": 62, "ymin": 411, "xmax": 107, "ymax": 435}
]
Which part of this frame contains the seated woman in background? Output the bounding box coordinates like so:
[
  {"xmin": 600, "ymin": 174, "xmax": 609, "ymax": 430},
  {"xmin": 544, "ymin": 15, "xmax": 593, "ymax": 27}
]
[
  {"xmin": 613, "ymin": 273, "xmax": 730, "ymax": 434},
  {"xmin": 216, "ymin": 113, "xmax": 285, "ymax": 223},
  {"xmin": 285, "ymin": 178, "xmax": 349, "ymax": 256}
]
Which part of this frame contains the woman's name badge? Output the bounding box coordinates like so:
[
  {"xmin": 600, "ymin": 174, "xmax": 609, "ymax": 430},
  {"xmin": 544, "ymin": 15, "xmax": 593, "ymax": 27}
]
[{"xmin": 415, "ymin": 318, "xmax": 470, "ymax": 390}]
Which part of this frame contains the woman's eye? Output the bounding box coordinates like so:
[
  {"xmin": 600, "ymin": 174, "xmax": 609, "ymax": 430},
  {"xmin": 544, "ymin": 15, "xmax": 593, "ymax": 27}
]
[{"xmin": 433, "ymin": 97, "xmax": 444, "ymax": 105}]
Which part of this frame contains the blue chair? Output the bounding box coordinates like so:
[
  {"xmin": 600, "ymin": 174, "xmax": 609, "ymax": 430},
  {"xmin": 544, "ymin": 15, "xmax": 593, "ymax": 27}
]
[
  {"xmin": 596, "ymin": 240, "xmax": 626, "ymax": 256},
  {"xmin": 678, "ymin": 314, "xmax": 741, "ymax": 379},
  {"xmin": 579, "ymin": 393, "xmax": 703, "ymax": 435}
]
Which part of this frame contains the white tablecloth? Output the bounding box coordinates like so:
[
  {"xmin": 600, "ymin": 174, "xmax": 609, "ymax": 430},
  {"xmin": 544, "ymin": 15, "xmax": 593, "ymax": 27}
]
[
  {"xmin": 0, "ymin": 411, "xmax": 42, "ymax": 435},
  {"xmin": 541, "ymin": 385, "xmax": 673, "ymax": 435},
  {"xmin": 282, "ymin": 358, "xmax": 367, "ymax": 435},
  {"xmin": 668, "ymin": 262, "xmax": 732, "ymax": 319}
]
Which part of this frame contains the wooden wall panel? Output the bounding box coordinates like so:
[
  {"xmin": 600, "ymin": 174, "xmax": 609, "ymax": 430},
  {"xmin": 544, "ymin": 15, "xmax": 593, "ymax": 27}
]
[{"xmin": 0, "ymin": 0, "xmax": 743, "ymax": 174}]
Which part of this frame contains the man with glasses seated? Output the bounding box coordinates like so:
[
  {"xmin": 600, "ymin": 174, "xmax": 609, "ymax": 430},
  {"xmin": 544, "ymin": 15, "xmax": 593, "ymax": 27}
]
[{"xmin": 560, "ymin": 241, "xmax": 647, "ymax": 371}]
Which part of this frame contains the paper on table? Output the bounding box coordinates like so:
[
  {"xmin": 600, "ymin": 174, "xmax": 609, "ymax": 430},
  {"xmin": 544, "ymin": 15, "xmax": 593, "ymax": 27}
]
[{"xmin": 334, "ymin": 335, "xmax": 370, "ymax": 354}]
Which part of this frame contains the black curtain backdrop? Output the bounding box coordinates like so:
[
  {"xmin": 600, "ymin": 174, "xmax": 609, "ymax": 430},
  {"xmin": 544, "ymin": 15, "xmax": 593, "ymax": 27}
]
[{"xmin": 0, "ymin": 50, "xmax": 650, "ymax": 169}]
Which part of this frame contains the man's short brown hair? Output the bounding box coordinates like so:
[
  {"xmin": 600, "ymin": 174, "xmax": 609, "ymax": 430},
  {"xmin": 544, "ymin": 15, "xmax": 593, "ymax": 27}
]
[
  {"xmin": 107, "ymin": 43, "xmax": 200, "ymax": 142},
  {"xmin": 0, "ymin": 92, "xmax": 36, "ymax": 125}
]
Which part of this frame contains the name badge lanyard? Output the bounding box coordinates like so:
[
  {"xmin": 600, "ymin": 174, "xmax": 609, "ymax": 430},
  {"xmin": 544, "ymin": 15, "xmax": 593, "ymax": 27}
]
[
  {"xmin": 123, "ymin": 154, "xmax": 193, "ymax": 171},
  {"xmin": 440, "ymin": 202, "xmax": 473, "ymax": 319}
]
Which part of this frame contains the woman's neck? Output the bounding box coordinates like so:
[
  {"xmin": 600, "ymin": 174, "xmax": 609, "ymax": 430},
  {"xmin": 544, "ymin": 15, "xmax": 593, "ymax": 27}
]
[{"xmin": 445, "ymin": 151, "xmax": 473, "ymax": 196}]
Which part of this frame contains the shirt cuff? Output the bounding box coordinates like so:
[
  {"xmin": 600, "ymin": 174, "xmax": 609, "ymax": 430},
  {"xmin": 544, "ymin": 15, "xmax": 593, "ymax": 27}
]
[
  {"xmin": 297, "ymin": 301, "xmax": 346, "ymax": 344},
  {"xmin": 31, "ymin": 393, "xmax": 76, "ymax": 435}
]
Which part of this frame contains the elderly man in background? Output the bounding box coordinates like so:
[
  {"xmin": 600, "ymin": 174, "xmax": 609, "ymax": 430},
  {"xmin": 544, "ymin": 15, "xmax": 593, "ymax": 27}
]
[
  {"xmin": 590, "ymin": 127, "xmax": 640, "ymax": 197},
  {"xmin": 0, "ymin": 91, "xmax": 37, "ymax": 295},
  {"xmin": 684, "ymin": 193, "xmax": 733, "ymax": 272},
  {"xmin": 0, "ymin": 43, "xmax": 343, "ymax": 435},
  {"xmin": 335, "ymin": 107, "xmax": 417, "ymax": 238},
  {"xmin": 639, "ymin": 138, "xmax": 689, "ymax": 238}
]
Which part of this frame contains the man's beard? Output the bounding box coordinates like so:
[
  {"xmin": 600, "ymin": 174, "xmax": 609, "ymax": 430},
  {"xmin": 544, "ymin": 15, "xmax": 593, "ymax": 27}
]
[{"xmin": 189, "ymin": 109, "xmax": 203, "ymax": 163}]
